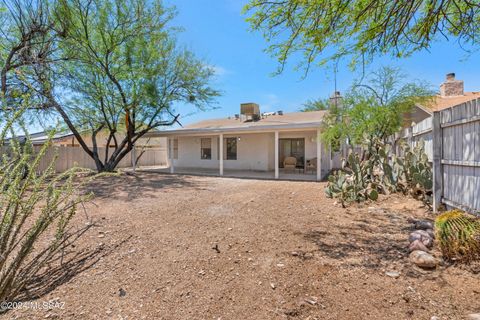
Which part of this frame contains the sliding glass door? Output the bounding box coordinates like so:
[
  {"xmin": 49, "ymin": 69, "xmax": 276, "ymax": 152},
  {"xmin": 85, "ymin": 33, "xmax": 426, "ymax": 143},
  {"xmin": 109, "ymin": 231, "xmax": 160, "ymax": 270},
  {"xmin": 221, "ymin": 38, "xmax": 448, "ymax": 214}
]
[{"xmin": 279, "ymin": 138, "xmax": 305, "ymax": 168}]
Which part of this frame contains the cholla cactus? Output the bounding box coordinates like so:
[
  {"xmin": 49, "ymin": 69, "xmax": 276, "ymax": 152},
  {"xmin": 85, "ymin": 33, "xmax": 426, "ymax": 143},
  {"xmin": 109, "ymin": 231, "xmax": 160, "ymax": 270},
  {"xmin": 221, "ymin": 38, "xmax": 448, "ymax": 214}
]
[
  {"xmin": 0, "ymin": 111, "xmax": 90, "ymax": 307},
  {"xmin": 435, "ymin": 210, "xmax": 480, "ymax": 261}
]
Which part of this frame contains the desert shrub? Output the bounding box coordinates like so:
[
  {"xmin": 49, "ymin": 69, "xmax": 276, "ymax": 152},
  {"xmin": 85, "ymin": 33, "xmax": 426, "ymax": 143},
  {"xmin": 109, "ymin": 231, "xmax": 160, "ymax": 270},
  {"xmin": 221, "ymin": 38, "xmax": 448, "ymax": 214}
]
[
  {"xmin": 0, "ymin": 114, "xmax": 90, "ymax": 308},
  {"xmin": 435, "ymin": 210, "xmax": 480, "ymax": 261},
  {"xmin": 325, "ymin": 137, "xmax": 432, "ymax": 205}
]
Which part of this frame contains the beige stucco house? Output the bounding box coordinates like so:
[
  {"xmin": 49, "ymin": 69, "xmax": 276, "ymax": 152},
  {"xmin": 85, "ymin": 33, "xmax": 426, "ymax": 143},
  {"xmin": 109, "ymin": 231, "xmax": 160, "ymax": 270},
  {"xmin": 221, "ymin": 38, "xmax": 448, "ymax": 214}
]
[{"xmin": 147, "ymin": 104, "xmax": 330, "ymax": 181}]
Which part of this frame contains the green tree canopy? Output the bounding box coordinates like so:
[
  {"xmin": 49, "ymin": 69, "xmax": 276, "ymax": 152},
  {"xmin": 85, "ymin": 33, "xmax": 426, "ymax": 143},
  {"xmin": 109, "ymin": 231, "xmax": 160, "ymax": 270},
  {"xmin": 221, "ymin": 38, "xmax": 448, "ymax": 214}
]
[
  {"xmin": 320, "ymin": 67, "xmax": 433, "ymax": 150},
  {"xmin": 244, "ymin": 0, "xmax": 480, "ymax": 73},
  {"xmin": 300, "ymin": 98, "xmax": 330, "ymax": 112},
  {"xmin": 49, "ymin": 0, "xmax": 219, "ymax": 171},
  {"xmin": 1, "ymin": 0, "xmax": 220, "ymax": 172}
]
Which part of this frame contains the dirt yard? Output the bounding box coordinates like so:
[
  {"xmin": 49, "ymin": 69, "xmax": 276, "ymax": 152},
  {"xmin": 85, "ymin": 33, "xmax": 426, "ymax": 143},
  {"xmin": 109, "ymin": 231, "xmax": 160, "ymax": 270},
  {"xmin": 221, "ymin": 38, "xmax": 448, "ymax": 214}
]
[{"xmin": 5, "ymin": 172, "xmax": 480, "ymax": 319}]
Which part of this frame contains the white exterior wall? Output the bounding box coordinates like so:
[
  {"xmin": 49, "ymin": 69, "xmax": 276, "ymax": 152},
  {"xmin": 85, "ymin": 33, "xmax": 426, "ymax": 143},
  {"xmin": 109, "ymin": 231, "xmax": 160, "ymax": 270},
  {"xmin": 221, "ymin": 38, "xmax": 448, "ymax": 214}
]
[
  {"xmin": 174, "ymin": 130, "xmax": 323, "ymax": 173},
  {"xmin": 175, "ymin": 133, "xmax": 272, "ymax": 171}
]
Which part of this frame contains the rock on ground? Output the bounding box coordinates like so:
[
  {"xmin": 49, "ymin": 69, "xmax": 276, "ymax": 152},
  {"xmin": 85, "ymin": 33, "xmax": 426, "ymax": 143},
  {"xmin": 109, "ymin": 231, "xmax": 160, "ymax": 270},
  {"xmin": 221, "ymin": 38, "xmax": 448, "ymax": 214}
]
[{"xmin": 410, "ymin": 250, "xmax": 437, "ymax": 269}]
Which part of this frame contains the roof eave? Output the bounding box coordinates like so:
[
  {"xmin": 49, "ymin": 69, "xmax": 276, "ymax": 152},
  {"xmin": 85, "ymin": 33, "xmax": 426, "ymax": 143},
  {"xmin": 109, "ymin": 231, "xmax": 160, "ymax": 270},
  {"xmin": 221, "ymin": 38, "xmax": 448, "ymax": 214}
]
[
  {"xmin": 145, "ymin": 121, "xmax": 324, "ymax": 137},
  {"xmin": 415, "ymin": 103, "xmax": 434, "ymax": 115}
]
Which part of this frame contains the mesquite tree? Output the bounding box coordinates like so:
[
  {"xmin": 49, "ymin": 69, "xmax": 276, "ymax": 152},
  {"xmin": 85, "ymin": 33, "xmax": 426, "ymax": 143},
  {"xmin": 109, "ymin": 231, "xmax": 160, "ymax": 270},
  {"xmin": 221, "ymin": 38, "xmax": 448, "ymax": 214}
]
[
  {"xmin": 1, "ymin": 0, "xmax": 219, "ymax": 172},
  {"xmin": 245, "ymin": 0, "xmax": 480, "ymax": 74},
  {"xmin": 48, "ymin": 0, "xmax": 219, "ymax": 172},
  {"xmin": 320, "ymin": 67, "xmax": 433, "ymax": 151}
]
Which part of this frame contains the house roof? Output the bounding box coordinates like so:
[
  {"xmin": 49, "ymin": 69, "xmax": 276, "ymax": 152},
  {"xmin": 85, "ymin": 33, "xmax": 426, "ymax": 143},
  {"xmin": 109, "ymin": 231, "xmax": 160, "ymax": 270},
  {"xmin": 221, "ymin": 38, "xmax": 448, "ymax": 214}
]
[
  {"xmin": 420, "ymin": 92, "xmax": 480, "ymax": 113},
  {"xmin": 6, "ymin": 130, "xmax": 75, "ymax": 145},
  {"xmin": 148, "ymin": 110, "xmax": 327, "ymax": 136}
]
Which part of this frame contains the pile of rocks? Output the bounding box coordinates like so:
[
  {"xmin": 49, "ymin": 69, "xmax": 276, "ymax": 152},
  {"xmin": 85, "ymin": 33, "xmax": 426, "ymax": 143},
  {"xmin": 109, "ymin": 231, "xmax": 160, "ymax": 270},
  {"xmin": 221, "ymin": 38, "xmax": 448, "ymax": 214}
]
[{"xmin": 408, "ymin": 219, "xmax": 438, "ymax": 269}]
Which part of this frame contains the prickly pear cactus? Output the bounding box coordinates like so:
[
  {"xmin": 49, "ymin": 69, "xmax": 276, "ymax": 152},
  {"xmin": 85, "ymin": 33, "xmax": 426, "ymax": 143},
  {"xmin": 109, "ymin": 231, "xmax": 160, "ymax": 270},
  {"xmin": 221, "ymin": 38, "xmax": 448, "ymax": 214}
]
[
  {"xmin": 435, "ymin": 210, "xmax": 480, "ymax": 261},
  {"xmin": 325, "ymin": 151, "xmax": 379, "ymax": 206}
]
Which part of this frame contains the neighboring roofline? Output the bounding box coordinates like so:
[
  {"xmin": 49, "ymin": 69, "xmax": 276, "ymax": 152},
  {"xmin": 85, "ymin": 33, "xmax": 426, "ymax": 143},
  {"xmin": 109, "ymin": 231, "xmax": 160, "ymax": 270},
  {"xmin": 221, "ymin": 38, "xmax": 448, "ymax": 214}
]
[
  {"xmin": 415, "ymin": 93, "xmax": 480, "ymax": 113},
  {"xmin": 145, "ymin": 121, "xmax": 323, "ymax": 137},
  {"xmin": 414, "ymin": 103, "xmax": 433, "ymax": 115},
  {"xmin": 6, "ymin": 130, "xmax": 75, "ymax": 143}
]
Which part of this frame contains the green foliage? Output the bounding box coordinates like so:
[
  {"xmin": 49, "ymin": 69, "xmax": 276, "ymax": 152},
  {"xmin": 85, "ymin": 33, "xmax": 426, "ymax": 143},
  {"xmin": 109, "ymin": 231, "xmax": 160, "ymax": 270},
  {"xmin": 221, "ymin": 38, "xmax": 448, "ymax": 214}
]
[
  {"xmin": 325, "ymin": 138, "xmax": 432, "ymax": 205},
  {"xmin": 435, "ymin": 210, "xmax": 480, "ymax": 262},
  {"xmin": 0, "ymin": 0, "xmax": 219, "ymax": 172},
  {"xmin": 301, "ymin": 98, "xmax": 330, "ymax": 112},
  {"xmin": 0, "ymin": 109, "xmax": 90, "ymax": 306},
  {"xmin": 320, "ymin": 67, "xmax": 433, "ymax": 149},
  {"xmin": 324, "ymin": 152, "xmax": 379, "ymax": 207},
  {"xmin": 393, "ymin": 139, "xmax": 433, "ymax": 202},
  {"xmin": 50, "ymin": 0, "xmax": 220, "ymax": 172},
  {"xmin": 244, "ymin": 0, "xmax": 480, "ymax": 74}
]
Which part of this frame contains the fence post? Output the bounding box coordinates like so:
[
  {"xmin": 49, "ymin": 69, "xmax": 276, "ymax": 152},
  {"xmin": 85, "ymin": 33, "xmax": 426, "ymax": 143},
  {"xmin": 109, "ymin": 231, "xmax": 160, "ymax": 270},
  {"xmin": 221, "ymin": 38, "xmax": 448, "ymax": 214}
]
[
  {"xmin": 131, "ymin": 145, "xmax": 136, "ymax": 172},
  {"xmin": 432, "ymin": 111, "xmax": 443, "ymax": 212}
]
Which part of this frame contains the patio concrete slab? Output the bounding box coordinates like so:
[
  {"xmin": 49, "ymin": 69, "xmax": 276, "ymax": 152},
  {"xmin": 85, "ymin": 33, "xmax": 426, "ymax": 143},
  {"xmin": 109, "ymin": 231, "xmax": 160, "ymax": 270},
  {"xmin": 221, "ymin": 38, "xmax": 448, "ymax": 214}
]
[{"xmin": 134, "ymin": 166, "xmax": 319, "ymax": 181}]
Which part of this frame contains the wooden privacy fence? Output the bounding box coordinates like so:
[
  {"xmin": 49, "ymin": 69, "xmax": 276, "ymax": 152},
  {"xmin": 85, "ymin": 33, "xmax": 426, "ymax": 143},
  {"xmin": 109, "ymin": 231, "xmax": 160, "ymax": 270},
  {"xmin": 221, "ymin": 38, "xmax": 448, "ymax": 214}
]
[
  {"xmin": 329, "ymin": 98, "xmax": 480, "ymax": 215},
  {"xmin": 433, "ymin": 99, "xmax": 480, "ymax": 214},
  {"xmin": 2, "ymin": 145, "xmax": 168, "ymax": 173},
  {"xmin": 395, "ymin": 99, "xmax": 480, "ymax": 214}
]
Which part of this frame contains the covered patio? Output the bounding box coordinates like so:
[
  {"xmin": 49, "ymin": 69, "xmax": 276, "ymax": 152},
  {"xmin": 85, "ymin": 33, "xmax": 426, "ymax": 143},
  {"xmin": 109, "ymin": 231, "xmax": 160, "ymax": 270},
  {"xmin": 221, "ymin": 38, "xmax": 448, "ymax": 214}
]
[{"xmin": 144, "ymin": 109, "xmax": 332, "ymax": 182}]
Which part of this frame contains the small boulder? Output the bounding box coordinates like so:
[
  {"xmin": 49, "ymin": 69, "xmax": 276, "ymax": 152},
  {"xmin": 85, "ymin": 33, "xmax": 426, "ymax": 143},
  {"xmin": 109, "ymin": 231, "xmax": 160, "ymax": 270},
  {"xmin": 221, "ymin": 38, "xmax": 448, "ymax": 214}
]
[
  {"xmin": 385, "ymin": 271, "xmax": 400, "ymax": 279},
  {"xmin": 410, "ymin": 250, "xmax": 437, "ymax": 269},
  {"xmin": 421, "ymin": 236, "xmax": 433, "ymax": 248},
  {"xmin": 409, "ymin": 230, "xmax": 433, "ymax": 248},
  {"xmin": 425, "ymin": 228, "xmax": 435, "ymax": 239},
  {"xmin": 409, "ymin": 239, "xmax": 429, "ymax": 252},
  {"xmin": 415, "ymin": 220, "xmax": 434, "ymax": 230},
  {"xmin": 409, "ymin": 230, "xmax": 428, "ymax": 242}
]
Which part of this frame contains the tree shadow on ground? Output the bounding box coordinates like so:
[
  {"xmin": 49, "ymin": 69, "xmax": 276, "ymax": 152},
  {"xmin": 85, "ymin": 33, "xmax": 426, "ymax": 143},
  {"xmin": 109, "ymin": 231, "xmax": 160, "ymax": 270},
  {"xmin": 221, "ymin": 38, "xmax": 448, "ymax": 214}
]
[
  {"xmin": 13, "ymin": 231, "xmax": 131, "ymax": 304},
  {"xmin": 304, "ymin": 211, "xmax": 412, "ymax": 269},
  {"xmin": 81, "ymin": 172, "xmax": 208, "ymax": 201}
]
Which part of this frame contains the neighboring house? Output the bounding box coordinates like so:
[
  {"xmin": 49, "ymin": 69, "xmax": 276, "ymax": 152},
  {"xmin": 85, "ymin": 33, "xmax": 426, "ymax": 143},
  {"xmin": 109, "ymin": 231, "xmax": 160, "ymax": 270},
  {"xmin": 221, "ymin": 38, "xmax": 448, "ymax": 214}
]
[
  {"xmin": 406, "ymin": 73, "xmax": 480, "ymax": 126},
  {"xmin": 13, "ymin": 130, "xmax": 165, "ymax": 149},
  {"xmin": 10, "ymin": 130, "xmax": 114, "ymax": 147},
  {"xmin": 147, "ymin": 103, "xmax": 329, "ymax": 180}
]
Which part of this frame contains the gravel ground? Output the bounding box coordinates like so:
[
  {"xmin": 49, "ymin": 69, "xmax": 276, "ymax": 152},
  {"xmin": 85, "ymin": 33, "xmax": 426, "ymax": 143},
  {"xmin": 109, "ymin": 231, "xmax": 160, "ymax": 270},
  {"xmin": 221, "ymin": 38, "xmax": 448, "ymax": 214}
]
[{"xmin": 4, "ymin": 172, "xmax": 480, "ymax": 320}]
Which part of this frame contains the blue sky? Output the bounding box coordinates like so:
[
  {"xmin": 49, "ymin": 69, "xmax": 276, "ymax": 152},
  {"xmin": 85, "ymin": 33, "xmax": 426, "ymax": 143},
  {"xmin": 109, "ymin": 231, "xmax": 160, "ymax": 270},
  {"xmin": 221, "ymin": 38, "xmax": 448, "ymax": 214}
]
[{"xmin": 166, "ymin": 0, "xmax": 480, "ymax": 127}]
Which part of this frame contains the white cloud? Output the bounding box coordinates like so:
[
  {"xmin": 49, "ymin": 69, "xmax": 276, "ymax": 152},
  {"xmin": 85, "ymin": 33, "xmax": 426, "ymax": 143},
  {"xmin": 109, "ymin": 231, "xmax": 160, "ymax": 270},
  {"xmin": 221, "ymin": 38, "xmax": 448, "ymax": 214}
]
[
  {"xmin": 261, "ymin": 93, "xmax": 280, "ymax": 112},
  {"xmin": 212, "ymin": 65, "xmax": 228, "ymax": 76}
]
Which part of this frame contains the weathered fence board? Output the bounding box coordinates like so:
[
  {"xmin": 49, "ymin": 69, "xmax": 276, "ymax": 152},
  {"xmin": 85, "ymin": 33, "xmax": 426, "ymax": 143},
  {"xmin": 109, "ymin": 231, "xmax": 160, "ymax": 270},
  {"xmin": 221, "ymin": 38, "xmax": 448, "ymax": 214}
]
[
  {"xmin": 327, "ymin": 95, "xmax": 480, "ymax": 214},
  {"xmin": 435, "ymin": 99, "xmax": 480, "ymax": 214},
  {"xmin": 392, "ymin": 99, "xmax": 480, "ymax": 214},
  {"xmin": 1, "ymin": 145, "xmax": 167, "ymax": 173}
]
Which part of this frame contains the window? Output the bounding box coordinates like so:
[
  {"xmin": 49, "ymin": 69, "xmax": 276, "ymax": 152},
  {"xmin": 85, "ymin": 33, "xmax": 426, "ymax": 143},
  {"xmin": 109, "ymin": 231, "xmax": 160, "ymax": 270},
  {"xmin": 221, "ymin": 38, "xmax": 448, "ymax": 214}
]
[
  {"xmin": 226, "ymin": 137, "xmax": 237, "ymax": 160},
  {"xmin": 200, "ymin": 138, "xmax": 211, "ymax": 159}
]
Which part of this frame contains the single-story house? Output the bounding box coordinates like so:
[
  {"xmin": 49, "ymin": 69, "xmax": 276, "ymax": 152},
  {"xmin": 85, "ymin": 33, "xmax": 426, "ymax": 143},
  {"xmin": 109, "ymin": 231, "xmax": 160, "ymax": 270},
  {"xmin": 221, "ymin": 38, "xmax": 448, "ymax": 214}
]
[
  {"xmin": 146, "ymin": 103, "xmax": 330, "ymax": 181},
  {"xmin": 10, "ymin": 129, "xmax": 165, "ymax": 149},
  {"xmin": 406, "ymin": 73, "xmax": 480, "ymax": 125}
]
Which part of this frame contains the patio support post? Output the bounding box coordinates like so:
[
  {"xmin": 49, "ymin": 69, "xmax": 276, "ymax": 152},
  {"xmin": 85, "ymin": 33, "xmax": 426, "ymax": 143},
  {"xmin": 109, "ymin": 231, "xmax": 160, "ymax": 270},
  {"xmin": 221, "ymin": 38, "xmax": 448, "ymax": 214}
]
[
  {"xmin": 274, "ymin": 131, "xmax": 279, "ymax": 179},
  {"xmin": 316, "ymin": 129, "xmax": 321, "ymax": 181},
  {"xmin": 169, "ymin": 137, "xmax": 175, "ymax": 173},
  {"xmin": 219, "ymin": 133, "xmax": 224, "ymax": 176}
]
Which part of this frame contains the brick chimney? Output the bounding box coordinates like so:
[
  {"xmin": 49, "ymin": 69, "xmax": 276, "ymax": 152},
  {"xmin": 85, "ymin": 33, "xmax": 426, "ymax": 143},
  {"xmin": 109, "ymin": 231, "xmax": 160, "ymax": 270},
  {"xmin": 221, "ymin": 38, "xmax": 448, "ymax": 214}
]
[{"xmin": 440, "ymin": 73, "xmax": 464, "ymax": 97}]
